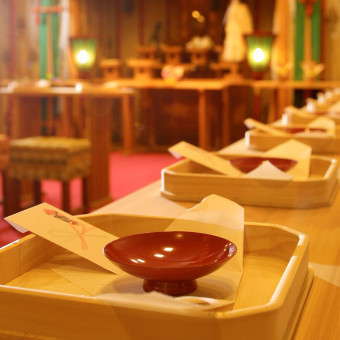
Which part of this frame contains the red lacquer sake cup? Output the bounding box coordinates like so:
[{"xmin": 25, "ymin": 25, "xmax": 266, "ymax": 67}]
[
  {"xmin": 104, "ymin": 231, "xmax": 237, "ymax": 296},
  {"xmin": 229, "ymin": 157, "xmax": 297, "ymax": 174}
]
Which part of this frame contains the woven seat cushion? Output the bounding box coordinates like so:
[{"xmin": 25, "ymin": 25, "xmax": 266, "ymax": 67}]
[
  {"xmin": 9, "ymin": 136, "xmax": 91, "ymax": 181},
  {"xmin": 0, "ymin": 134, "xmax": 9, "ymax": 170}
]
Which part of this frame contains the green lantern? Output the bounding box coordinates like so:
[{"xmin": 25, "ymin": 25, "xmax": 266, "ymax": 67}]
[
  {"xmin": 245, "ymin": 32, "xmax": 275, "ymax": 80},
  {"xmin": 70, "ymin": 37, "xmax": 98, "ymax": 77}
]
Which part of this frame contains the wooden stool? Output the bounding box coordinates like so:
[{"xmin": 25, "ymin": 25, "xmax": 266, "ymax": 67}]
[
  {"xmin": 0, "ymin": 135, "xmax": 9, "ymax": 216},
  {"xmin": 9, "ymin": 136, "xmax": 91, "ymax": 214}
]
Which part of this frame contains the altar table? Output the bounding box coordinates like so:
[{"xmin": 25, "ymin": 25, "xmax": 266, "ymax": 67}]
[{"xmin": 94, "ymin": 139, "xmax": 340, "ymax": 340}]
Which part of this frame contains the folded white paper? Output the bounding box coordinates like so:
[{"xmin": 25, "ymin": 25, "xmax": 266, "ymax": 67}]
[
  {"xmin": 264, "ymin": 140, "xmax": 311, "ymax": 180},
  {"xmin": 328, "ymin": 101, "xmax": 340, "ymax": 116},
  {"xmin": 302, "ymin": 117, "xmax": 335, "ymax": 137},
  {"xmin": 52, "ymin": 195, "xmax": 244, "ymax": 312},
  {"xmin": 243, "ymin": 161, "xmax": 293, "ymax": 180}
]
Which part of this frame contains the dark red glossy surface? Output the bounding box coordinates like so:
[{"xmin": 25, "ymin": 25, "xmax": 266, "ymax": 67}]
[
  {"xmin": 229, "ymin": 157, "xmax": 297, "ymax": 173},
  {"xmin": 104, "ymin": 231, "xmax": 237, "ymax": 296},
  {"xmin": 283, "ymin": 127, "xmax": 327, "ymax": 134},
  {"xmin": 312, "ymin": 110, "xmax": 328, "ymax": 116}
]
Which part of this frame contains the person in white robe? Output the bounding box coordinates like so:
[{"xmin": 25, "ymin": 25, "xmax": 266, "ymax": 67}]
[{"xmin": 222, "ymin": 0, "xmax": 253, "ymax": 62}]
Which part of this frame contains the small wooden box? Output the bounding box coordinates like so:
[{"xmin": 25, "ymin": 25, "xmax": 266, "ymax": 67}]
[
  {"xmin": 186, "ymin": 47, "xmax": 211, "ymax": 66},
  {"xmin": 245, "ymin": 128, "xmax": 340, "ymax": 154},
  {"xmin": 127, "ymin": 59, "xmax": 161, "ymax": 79},
  {"xmin": 161, "ymin": 45, "xmax": 183, "ymax": 65},
  {"xmin": 0, "ymin": 213, "xmax": 312, "ymax": 340},
  {"xmin": 99, "ymin": 59, "xmax": 122, "ymax": 80},
  {"xmin": 137, "ymin": 46, "xmax": 158, "ymax": 60},
  {"xmin": 161, "ymin": 154, "xmax": 338, "ymax": 208}
]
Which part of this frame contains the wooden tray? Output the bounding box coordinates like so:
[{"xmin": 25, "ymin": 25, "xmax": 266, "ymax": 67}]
[
  {"xmin": 279, "ymin": 120, "xmax": 340, "ymax": 137},
  {"xmin": 161, "ymin": 155, "xmax": 338, "ymax": 208},
  {"xmin": 282, "ymin": 112, "xmax": 340, "ymax": 126},
  {"xmin": 245, "ymin": 128, "xmax": 340, "ymax": 154},
  {"xmin": 0, "ymin": 213, "xmax": 312, "ymax": 340}
]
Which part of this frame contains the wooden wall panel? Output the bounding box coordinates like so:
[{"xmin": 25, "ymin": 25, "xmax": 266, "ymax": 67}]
[
  {"xmin": 0, "ymin": 0, "xmax": 11, "ymax": 80},
  {"xmin": 324, "ymin": 0, "xmax": 340, "ymax": 80}
]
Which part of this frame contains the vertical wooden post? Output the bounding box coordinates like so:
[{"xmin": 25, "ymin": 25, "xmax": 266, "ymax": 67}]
[
  {"xmin": 139, "ymin": 0, "xmax": 145, "ymax": 46},
  {"xmin": 198, "ymin": 89, "xmax": 211, "ymax": 150},
  {"xmin": 221, "ymin": 87, "xmax": 231, "ymax": 147},
  {"xmin": 115, "ymin": 0, "xmax": 122, "ymax": 58}
]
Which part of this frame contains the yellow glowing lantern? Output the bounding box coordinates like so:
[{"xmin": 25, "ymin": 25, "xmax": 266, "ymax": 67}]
[
  {"xmin": 244, "ymin": 32, "xmax": 275, "ymax": 79},
  {"xmin": 70, "ymin": 37, "xmax": 98, "ymax": 78}
]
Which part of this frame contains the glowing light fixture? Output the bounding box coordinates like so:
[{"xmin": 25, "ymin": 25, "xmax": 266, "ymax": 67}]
[
  {"xmin": 191, "ymin": 10, "xmax": 205, "ymax": 23},
  {"xmin": 244, "ymin": 32, "xmax": 275, "ymax": 80},
  {"xmin": 70, "ymin": 37, "xmax": 98, "ymax": 78}
]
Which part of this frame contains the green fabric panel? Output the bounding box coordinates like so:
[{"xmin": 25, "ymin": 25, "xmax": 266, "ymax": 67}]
[
  {"xmin": 294, "ymin": 0, "xmax": 321, "ymax": 80},
  {"xmin": 294, "ymin": 0, "xmax": 321, "ymax": 106},
  {"xmin": 311, "ymin": 1, "xmax": 321, "ymax": 62},
  {"xmin": 294, "ymin": 1, "xmax": 305, "ymax": 81},
  {"xmin": 39, "ymin": 6, "xmax": 47, "ymax": 78},
  {"xmin": 39, "ymin": 0, "xmax": 59, "ymax": 79},
  {"xmin": 39, "ymin": 0, "xmax": 60, "ymax": 134},
  {"xmin": 52, "ymin": 11, "xmax": 59, "ymax": 77}
]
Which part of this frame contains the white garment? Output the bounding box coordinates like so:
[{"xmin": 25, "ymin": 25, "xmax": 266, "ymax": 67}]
[{"xmin": 222, "ymin": 0, "xmax": 253, "ymax": 62}]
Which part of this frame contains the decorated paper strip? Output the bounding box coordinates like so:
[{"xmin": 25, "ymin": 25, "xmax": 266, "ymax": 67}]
[{"xmin": 5, "ymin": 203, "xmax": 121, "ymax": 274}]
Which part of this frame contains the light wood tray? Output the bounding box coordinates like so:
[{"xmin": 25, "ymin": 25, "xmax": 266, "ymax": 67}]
[
  {"xmin": 282, "ymin": 112, "xmax": 340, "ymax": 126},
  {"xmin": 0, "ymin": 214, "xmax": 312, "ymax": 340},
  {"xmin": 245, "ymin": 128, "xmax": 340, "ymax": 154},
  {"xmin": 161, "ymin": 155, "xmax": 338, "ymax": 208}
]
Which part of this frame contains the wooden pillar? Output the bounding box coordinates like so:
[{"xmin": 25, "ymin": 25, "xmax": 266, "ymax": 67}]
[
  {"xmin": 84, "ymin": 97, "xmax": 112, "ymax": 209},
  {"xmin": 139, "ymin": 0, "xmax": 145, "ymax": 46},
  {"xmin": 198, "ymin": 89, "xmax": 211, "ymax": 150},
  {"xmin": 116, "ymin": 0, "xmax": 122, "ymax": 58}
]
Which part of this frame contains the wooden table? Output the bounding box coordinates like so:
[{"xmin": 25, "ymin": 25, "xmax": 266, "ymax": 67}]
[
  {"xmin": 0, "ymin": 83, "xmax": 135, "ymax": 211},
  {"xmin": 113, "ymin": 79, "xmax": 340, "ymax": 149},
  {"xmin": 94, "ymin": 139, "xmax": 340, "ymax": 340},
  {"xmin": 115, "ymin": 78, "xmax": 233, "ymax": 150}
]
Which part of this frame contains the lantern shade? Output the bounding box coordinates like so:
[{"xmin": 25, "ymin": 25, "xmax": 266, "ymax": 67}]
[
  {"xmin": 70, "ymin": 37, "xmax": 97, "ymax": 76},
  {"xmin": 244, "ymin": 32, "xmax": 275, "ymax": 79}
]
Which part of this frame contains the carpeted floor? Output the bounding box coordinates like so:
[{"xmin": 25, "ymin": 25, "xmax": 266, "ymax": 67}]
[{"xmin": 0, "ymin": 151, "xmax": 177, "ymax": 247}]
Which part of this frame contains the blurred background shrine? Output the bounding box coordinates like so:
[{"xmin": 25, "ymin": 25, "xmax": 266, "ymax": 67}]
[{"xmin": 0, "ymin": 0, "xmax": 339, "ymax": 148}]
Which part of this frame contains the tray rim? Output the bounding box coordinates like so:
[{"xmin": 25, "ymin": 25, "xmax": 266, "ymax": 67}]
[
  {"xmin": 245, "ymin": 129, "xmax": 340, "ymax": 154},
  {"xmin": 0, "ymin": 218, "xmax": 308, "ymax": 317},
  {"xmin": 161, "ymin": 154, "xmax": 338, "ymax": 183},
  {"xmin": 282, "ymin": 112, "xmax": 340, "ymax": 125},
  {"xmin": 0, "ymin": 215, "xmax": 312, "ymax": 340},
  {"xmin": 160, "ymin": 154, "xmax": 339, "ymax": 208}
]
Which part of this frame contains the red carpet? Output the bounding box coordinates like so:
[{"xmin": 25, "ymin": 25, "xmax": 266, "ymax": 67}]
[{"xmin": 0, "ymin": 151, "xmax": 177, "ymax": 247}]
